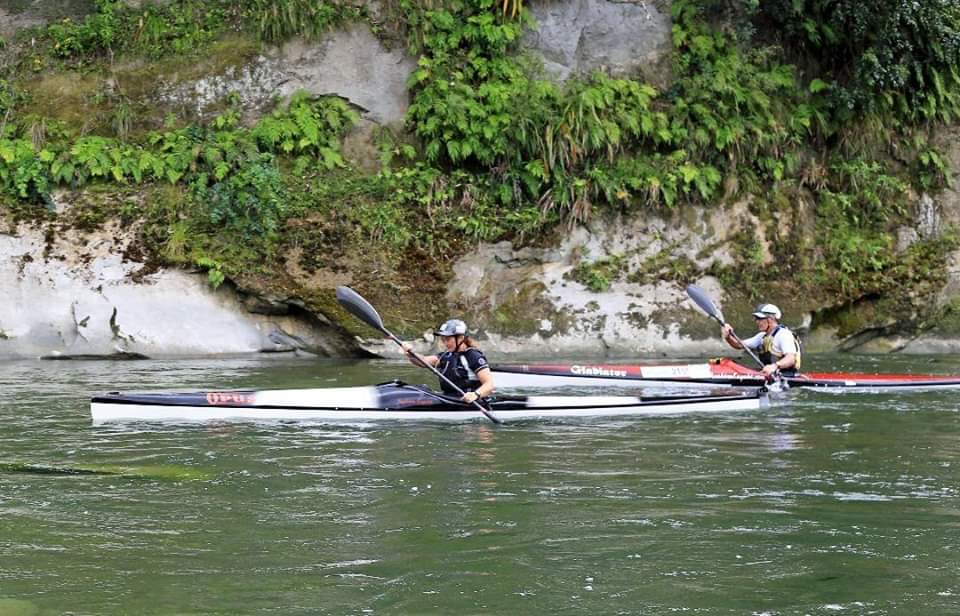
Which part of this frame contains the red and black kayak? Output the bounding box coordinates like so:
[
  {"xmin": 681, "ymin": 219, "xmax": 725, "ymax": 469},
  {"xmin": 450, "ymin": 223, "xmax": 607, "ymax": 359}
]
[{"xmin": 492, "ymin": 358, "xmax": 960, "ymax": 391}]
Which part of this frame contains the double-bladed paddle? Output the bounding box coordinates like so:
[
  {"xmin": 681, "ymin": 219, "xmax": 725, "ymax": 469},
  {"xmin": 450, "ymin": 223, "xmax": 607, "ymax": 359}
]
[
  {"xmin": 686, "ymin": 284, "xmax": 766, "ymax": 370},
  {"xmin": 336, "ymin": 286, "xmax": 502, "ymax": 425}
]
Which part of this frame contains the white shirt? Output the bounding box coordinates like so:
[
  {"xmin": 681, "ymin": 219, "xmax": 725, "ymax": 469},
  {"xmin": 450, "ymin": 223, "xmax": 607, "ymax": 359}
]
[{"xmin": 741, "ymin": 326, "xmax": 800, "ymax": 357}]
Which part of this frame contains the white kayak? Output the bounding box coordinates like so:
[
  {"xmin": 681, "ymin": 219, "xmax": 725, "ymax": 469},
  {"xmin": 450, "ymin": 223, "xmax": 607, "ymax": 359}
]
[{"xmin": 90, "ymin": 381, "xmax": 769, "ymax": 424}]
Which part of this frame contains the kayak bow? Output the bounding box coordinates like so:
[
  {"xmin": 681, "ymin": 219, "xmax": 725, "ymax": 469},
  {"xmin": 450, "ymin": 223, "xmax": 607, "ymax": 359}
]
[{"xmin": 90, "ymin": 381, "xmax": 767, "ymax": 424}]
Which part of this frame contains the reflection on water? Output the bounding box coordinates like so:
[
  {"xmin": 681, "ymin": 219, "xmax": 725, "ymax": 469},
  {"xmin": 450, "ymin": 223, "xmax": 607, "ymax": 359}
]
[{"xmin": 0, "ymin": 354, "xmax": 959, "ymax": 613}]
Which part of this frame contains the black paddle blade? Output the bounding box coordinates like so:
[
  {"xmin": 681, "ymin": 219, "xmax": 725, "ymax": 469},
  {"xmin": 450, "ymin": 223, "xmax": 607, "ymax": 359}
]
[
  {"xmin": 686, "ymin": 284, "xmax": 725, "ymax": 323},
  {"xmin": 336, "ymin": 286, "xmax": 386, "ymax": 333}
]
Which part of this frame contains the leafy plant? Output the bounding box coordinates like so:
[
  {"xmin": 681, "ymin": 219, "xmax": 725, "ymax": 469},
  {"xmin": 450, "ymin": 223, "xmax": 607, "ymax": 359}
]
[
  {"xmin": 45, "ymin": 0, "xmax": 121, "ymax": 60},
  {"xmin": 252, "ymin": 92, "xmax": 358, "ymax": 167},
  {"xmin": 244, "ymin": 0, "xmax": 363, "ymax": 42},
  {"xmin": 753, "ymin": 0, "xmax": 960, "ymax": 124},
  {"xmin": 405, "ymin": 0, "xmax": 530, "ymax": 166},
  {"xmin": 567, "ymin": 254, "xmax": 625, "ymax": 293},
  {"xmin": 195, "ymin": 256, "xmax": 226, "ymax": 288},
  {"xmin": 812, "ymin": 159, "xmax": 909, "ymax": 296},
  {"xmin": 0, "ymin": 80, "xmax": 20, "ymax": 122},
  {"xmin": 197, "ymin": 154, "xmax": 286, "ymax": 243},
  {"xmin": 670, "ymin": 1, "xmax": 817, "ymax": 189}
]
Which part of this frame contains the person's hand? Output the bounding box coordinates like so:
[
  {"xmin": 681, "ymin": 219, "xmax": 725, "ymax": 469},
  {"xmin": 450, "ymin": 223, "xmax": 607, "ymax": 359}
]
[
  {"xmin": 721, "ymin": 323, "xmax": 733, "ymax": 338},
  {"xmin": 463, "ymin": 391, "xmax": 481, "ymax": 404},
  {"xmin": 398, "ymin": 342, "xmax": 413, "ymax": 356},
  {"xmin": 761, "ymin": 363, "xmax": 779, "ymax": 377}
]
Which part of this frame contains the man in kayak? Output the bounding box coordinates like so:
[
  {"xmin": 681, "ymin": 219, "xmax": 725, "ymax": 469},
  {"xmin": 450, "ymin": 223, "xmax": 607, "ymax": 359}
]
[
  {"xmin": 401, "ymin": 319, "xmax": 495, "ymax": 404},
  {"xmin": 721, "ymin": 304, "xmax": 801, "ymax": 377}
]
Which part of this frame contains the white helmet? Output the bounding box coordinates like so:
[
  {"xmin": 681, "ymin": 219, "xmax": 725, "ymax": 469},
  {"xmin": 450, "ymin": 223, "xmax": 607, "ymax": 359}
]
[
  {"xmin": 752, "ymin": 303, "xmax": 782, "ymax": 320},
  {"xmin": 435, "ymin": 319, "xmax": 468, "ymax": 336}
]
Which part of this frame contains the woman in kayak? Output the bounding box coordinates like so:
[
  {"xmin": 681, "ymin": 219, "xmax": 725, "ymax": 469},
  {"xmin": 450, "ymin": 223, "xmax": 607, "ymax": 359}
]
[
  {"xmin": 721, "ymin": 303, "xmax": 801, "ymax": 377},
  {"xmin": 402, "ymin": 319, "xmax": 494, "ymax": 404}
]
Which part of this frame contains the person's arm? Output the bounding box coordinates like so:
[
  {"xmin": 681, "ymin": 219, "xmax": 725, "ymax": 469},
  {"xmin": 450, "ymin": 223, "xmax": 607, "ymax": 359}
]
[
  {"xmin": 462, "ymin": 351, "xmax": 494, "ymax": 403},
  {"xmin": 730, "ymin": 331, "xmax": 766, "ymax": 362},
  {"xmin": 463, "ymin": 367, "xmax": 493, "ymax": 403},
  {"xmin": 761, "ymin": 352, "xmax": 795, "ymax": 376},
  {"xmin": 721, "ymin": 323, "xmax": 744, "ymax": 349},
  {"xmin": 399, "ymin": 342, "xmax": 438, "ymax": 367}
]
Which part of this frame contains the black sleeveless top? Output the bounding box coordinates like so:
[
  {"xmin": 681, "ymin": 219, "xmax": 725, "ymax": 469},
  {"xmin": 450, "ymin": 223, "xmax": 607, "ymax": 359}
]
[{"xmin": 436, "ymin": 348, "xmax": 489, "ymax": 395}]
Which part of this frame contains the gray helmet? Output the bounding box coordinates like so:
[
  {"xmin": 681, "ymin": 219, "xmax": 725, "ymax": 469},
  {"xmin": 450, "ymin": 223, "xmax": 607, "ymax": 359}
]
[{"xmin": 434, "ymin": 319, "xmax": 468, "ymax": 336}]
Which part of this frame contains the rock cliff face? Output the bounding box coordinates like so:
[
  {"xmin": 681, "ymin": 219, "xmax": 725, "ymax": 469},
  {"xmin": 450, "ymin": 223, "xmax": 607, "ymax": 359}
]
[
  {"xmin": 522, "ymin": 0, "xmax": 673, "ymax": 87},
  {"xmin": 156, "ymin": 26, "xmax": 417, "ymax": 126},
  {"xmin": 0, "ymin": 1, "xmax": 93, "ymax": 38},
  {"xmin": 428, "ymin": 195, "xmax": 960, "ymax": 357},
  {"xmin": 3, "ymin": 1, "xmax": 960, "ymax": 358},
  {"xmin": 0, "ymin": 212, "xmax": 359, "ymax": 359}
]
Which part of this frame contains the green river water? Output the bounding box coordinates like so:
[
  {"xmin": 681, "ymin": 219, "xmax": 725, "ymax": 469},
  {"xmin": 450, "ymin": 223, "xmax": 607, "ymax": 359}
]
[{"xmin": 1, "ymin": 353, "xmax": 959, "ymax": 615}]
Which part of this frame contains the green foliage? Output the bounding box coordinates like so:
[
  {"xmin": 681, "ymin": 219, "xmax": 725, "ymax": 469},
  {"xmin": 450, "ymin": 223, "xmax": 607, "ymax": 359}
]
[
  {"xmin": 403, "ymin": 0, "xmax": 738, "ymax": 222},
  {"xmin": 670, "ymin": 1, "xmax": 820, "ymax": 188},
  {"xmin": 0, "ymin": 138, "xmax": 53, "ymax": 201},
  {"xmin": 195, "ymin": 256, "xmax": 226, "ymax": 288},
  {"xmin": 0, "ymin": 80, "xmax": 21, "ymax": 119},
  {"xmin": 293, "ymin": 161, "xmax": 552, "ymax": 259},
  {"xmin": 813, "ymin": 160, "xmax": 910, "ymax": 296},
  {"xmin": 34, "ymin": 0, "xmax": 364, "ymax": 65},
  {"xmin": 0, "ymin": 92, "xmax": 357, "ymax": 262},
  {"xmin": 37, "ymin": 0, "xmax": 230, "ymax": 64},
  {"xmin": 44, "ymin": 0, "xmax": 121, "ymax": 60},
  {"xmin": 567, "ymin": 254, "xmax": 625, "ymax": 293},
  {"xmin": 405, "ymin": 0, "xmax": 530, "ymax": 166},
  {"xmin": 628, "ymin": 249, "xmax": 699, "ymax": 286},
  {"xmin": 196, "ymin": 154, "xmax": 286, "ymax": 242},
  {"xmin": 753, "ymin": 0, "xmax": 960, "ymax": 124},
  {"xmin": 2, "ymin": 0, "xmax": 957, "ymax": 317},
  {"xmin": 252, "ymin": 93, "xmax": 358, "ymax": 168},
  {"xmin": 825, "ymin": 159, "xmax": 908, "ymax": 226},
  {"xmin": 529, "ymin": 76, "xmax": 666, "ymax": 172},
  {"xmin": 374, "ymin": 127, "xmax": 419, "ymax": 172},
  {"xmin": 512, "ymin": 74, "xmax": 695, "ymax": 217},
  {"xmin": 131, "ymin": 2, "xmax": 229, "ymax": 58},
  {"xmin": 244, "ymin": 0, "xmax": 363, "ymax": 43},
  {"xmin": 906, "ymin": 135, "xmax": 951, "ymax": 191}
]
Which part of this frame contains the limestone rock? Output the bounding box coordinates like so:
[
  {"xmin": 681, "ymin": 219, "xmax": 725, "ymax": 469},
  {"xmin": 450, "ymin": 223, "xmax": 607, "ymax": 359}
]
[
  {"xmin": 0, "ymin": 1, "xmax": 94, "ymax": 39},
  {"xmin": 522, "ymin": 0, "xmax": 673, "ymax": 87},
  {"xmin": 444, "ymin": 207, "xmax": 749, "ymax": 356},
  {"xmin": 158, "ymin": 25, "xmax": 416, "ymax": 126},
  {"xmin": 0, "ymin": 213, "xmax": 357, "ymax": 359}
]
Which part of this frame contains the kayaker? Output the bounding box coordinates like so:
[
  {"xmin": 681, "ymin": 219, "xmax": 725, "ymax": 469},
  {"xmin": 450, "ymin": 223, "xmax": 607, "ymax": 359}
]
[
  {"xmin": 721, "ymin": 303, "xmax": 801, "ymax": 377},
  {"xmin": 401, "ymin": 319, "xmax": 495, "ymax": 403}
]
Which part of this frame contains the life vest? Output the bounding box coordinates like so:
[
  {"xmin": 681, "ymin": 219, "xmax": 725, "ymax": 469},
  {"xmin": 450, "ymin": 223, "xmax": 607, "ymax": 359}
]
[
  {"xmin": 436, "ymin": 349, "xmax": 487, "ymax": 395},
  {"xmin": 760, "ymin": 325, "xmax": 802, "ymax": 370}
]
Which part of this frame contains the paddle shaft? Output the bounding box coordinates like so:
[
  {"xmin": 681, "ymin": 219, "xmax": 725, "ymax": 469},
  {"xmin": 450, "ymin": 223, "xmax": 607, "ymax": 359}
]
[{"xmin": 385, "ymin": 331, "xmax": 502, "ymax": 424}]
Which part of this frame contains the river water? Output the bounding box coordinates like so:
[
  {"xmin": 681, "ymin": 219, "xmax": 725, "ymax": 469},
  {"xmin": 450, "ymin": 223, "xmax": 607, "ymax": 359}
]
[{"xmin": 1, "ymin": 353, "xmax": 959, "ymax": 615}]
